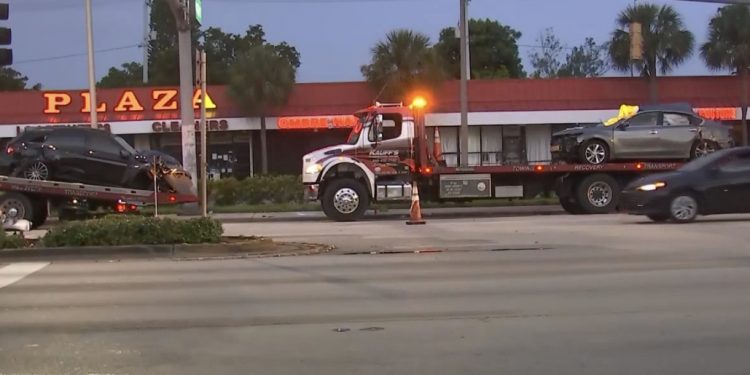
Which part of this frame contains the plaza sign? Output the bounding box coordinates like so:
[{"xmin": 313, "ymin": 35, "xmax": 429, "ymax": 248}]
[{"xmin": 43, "ymin": 89, "xmax": 216, "ymax": 114}]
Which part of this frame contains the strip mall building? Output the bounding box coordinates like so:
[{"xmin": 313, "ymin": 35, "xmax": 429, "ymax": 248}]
[{"xmin": 0, "ymin": 76, "xmax": 744, "ymax": 178}]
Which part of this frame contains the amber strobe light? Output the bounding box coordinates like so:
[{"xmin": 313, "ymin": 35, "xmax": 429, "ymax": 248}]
[{"xmin": 411, "ymin": 96, "xmax": 428, "ymax": 109}]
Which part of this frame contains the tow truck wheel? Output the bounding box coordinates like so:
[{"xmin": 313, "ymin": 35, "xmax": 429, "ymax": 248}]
[
  {"xmin": 558, "ymin": 195, "xmax": 585, "ymax": 215},
  {"xmin": 321, "ymin": 178, "xmax": 369, "ymax": 222},
  {"xmin": 575, "ymin": 174, "xmax": 620, "ymax": 214},
  {"xmin": 0, "ymin": 192, "xmax": 41, "ymax": 228}
]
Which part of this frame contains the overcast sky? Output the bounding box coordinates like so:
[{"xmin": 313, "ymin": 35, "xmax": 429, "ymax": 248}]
[{"xmin": 8, "ymin": 0, "xmax": 727, "ymax": 89}]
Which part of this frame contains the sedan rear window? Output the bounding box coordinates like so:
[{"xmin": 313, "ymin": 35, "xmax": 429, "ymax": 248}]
[{"xmin": 663, "ymin": 113, "xmax": 691, "ymax": 126}]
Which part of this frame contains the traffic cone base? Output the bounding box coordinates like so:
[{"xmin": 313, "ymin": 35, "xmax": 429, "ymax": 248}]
[{"xmin": 406, "ymin": 184, "xmax": 426, "ymax": 225}]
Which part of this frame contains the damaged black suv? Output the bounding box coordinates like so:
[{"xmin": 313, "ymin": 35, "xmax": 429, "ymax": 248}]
[{"xmin": 0, "ymin": 126, "xmax": 193, "ymax": 194}]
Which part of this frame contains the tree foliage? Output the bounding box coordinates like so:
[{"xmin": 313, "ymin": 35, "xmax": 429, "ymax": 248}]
[
  {"xmin": 98, "ymin": 62, "xmax": 144, "ymax": 88},
  {"xmin": 203, "ymin": 25, "xmax": 300, "ymax": 85},
  {"xmin": 361, "ymin": 29, "xmax": 444, "ymax": 101},
  {"xmin": 434, "ymin": 18, "xmax": 526, "ymax": 79},
  {"xmin": 146, "ymin": 0, "xmax": 192, "ymax": 86},
  {"xmin": 608, "ymin": 3, "xmax": 694, "ymax": 101},
  {"xmin": 529, "ymin": 28, "xmax": 564, "ymax": 78},
  {"xmin": 558, "ymin": 38, "xmax": 610, "ymax": 78},
  {"xmin": 227, "ymin": 45, "xmax": 297, "ymax": 174},
  {"xmin": 701, "ymin": 4, "xmax": 750, "ymax": 146},
  {"xmin": 227, "ymin": 45, "xmax": 297, "ymax": 116},
  {"xmin": 0, "ymin": 67, "xmax": 41, "ymax": 91},
  {"xmin": 529, "ymin": 29, "xmax": 608, "ymax": 78},
  {"xmin": 99, "ymin": 0, "xmax": 300, "ymax": 87}
]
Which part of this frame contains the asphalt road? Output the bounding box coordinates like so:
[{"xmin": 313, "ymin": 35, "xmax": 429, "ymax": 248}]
[
  {"xmin": 224, "ymin": 212, "xmax": 750, "ymax": 254},
  {"xmin": 2, "ymin": 214, "xmax": 750, "ymax": 374}
]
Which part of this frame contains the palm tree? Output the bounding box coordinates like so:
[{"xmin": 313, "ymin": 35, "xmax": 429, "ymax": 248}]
[
  {"xmin": 227, "ymin": 45, "xmax": 297, "ymax": 174},
  {"xmin": 701, "ymin": 4, "xmax": 750, "ymax": 147},
  {"xmin": 608, "ymin": 3, "xmax": 694, "ymax": 102},
  {"xmin": 361, "ymin": 29, "xmax": 444, "ymax": 101}
]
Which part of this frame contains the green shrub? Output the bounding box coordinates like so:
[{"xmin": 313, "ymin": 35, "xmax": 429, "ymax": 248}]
[
  {"xmin": 42, "ymin": 216, "xmax": 223, "ymax": 248},
  {"xmin": 0, "ymin": 230, "xmax": 26, "ymax": 249},
  {"xmin": 209, "ymin": 175, "xmax": 303, "ymax": 206}
]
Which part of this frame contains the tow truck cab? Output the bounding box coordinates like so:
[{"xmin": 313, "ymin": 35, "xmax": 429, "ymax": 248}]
[{"xmin": 302, "ymin": 103, "xmax": 427, "ymax": 221}]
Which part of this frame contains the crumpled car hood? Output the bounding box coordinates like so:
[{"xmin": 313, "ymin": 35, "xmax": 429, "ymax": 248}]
[{"xmin": 161, "ymin": 172, "xmax": 197, "ymax": 196}]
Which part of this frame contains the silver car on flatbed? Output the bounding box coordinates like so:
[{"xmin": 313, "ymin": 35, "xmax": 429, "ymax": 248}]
[{"xmin": 551, "ymin": 103, "xmax": 735, "ymax": 165}]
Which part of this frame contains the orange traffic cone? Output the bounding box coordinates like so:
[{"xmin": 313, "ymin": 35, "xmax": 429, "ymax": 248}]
[
  {"xmin": 406, "ymin": 183, "xmax": 426, "ymax": 225},
  {"xmin": 433, "ymin": 127, "xmax": 444, "ymax": 162}
]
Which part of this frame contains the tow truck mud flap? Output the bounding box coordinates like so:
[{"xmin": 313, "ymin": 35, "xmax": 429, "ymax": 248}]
[{"xmin": 439, "ymin": 174, "xmax": 492, "ymax": 199}]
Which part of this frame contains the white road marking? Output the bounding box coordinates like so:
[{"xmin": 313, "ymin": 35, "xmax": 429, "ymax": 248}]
[{"xmin": 0, "ymin": 262, "xmax": 49, "ymax": 289}]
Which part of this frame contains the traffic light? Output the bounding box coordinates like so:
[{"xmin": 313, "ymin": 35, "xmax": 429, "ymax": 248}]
[{"xmin": 0, "ymin": 3, "xmax": 11, "ymax": 66}]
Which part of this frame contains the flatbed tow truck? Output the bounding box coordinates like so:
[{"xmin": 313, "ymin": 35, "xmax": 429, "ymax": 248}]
[
  {"xmin": 302, "ymin": 100, "xmax": 683, "ymax": 221},
  {"xmin": 0, "ymin": 175, "xmax": 198, "ymax": 228}
]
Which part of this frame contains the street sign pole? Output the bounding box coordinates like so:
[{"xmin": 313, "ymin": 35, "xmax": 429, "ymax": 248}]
[
  {"xmin": 84, "ymin": 0, "xmax": 97, "ymax": 128},
  {"xmin": 198, "ymin": 49, "xmax": 208, "ymax": 217},
  {"xmin": 458, "ymin": 0, "xmax": 469, "ymax": 167}
]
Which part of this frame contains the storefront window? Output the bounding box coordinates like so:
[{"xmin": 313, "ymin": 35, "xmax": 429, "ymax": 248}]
[
  {"xmin": 434, "ymin": 125, "xmax": 527, "ymax": 166},
  {"xmin": 525, "ymin": 125, "xmax": 552, "ymax": 163}
]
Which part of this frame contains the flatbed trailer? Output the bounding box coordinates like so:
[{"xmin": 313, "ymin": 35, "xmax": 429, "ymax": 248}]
[
  {"xmin": 302, "ymin": 102, "xmax": 688, "ymax": 221},
  {"xmin": 421, "ymin": 161, "xmax": 683, "ymax": 215},
  {"xmin": 0, "ymin": 175, "xmax": 198, "ymax": 228}
]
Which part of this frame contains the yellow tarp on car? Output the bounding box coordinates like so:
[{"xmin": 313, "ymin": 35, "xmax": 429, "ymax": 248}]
[{"xmin": 604, "ymin": 104, "xmax": 639, "ymax": 126}]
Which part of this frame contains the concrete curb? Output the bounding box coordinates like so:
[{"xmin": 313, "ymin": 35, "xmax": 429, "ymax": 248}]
[{"xmin": 0, "ymin": 241, "xmax": 333, "ymax": 262}]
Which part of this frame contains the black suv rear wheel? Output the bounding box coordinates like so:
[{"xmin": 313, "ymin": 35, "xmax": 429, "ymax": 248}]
[{"xmin": 13, "ymin": 160, "xmax": 51, "ymax": 181}]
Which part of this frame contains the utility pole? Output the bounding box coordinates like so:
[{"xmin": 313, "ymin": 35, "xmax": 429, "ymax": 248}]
[
  {"xmin": 459, "ymin": 0, "xmax": 469, "ymax": 167},
  {"xmin": 166, "ymin": 0, "xmax": 197, "ymax": 188},
  {"xmin": 84, "ymin": 0, "xmax": 97, "ymax": 128},
  {"xmin": 142, "ymin": 0, "xmax": 149, "ymax": 84},
  {"xmin": 197, "ymin": 49, "xmax": 208, "ymax": 217}
]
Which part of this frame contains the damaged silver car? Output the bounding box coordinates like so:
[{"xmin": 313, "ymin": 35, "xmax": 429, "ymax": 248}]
[{"xmin": 551, "ymin": 103, "xmax": 735, "ymax": 165}]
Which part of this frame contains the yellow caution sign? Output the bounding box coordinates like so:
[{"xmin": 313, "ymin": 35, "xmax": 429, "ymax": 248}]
[{"xmin": 192, "ymin": 89, "xmax": 217, "ymax": 110}]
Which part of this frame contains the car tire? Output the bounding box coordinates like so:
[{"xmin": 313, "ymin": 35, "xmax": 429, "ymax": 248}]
[
  {"xmin": 579, "ymin": 140, "xmax": 610, "ymax": 165},
  {"xmin": 690, "ymin": 139, "xmax": 719, "ymax": 160},
  {"xmin": 647, "ymin": 214, "xmax": 670, "ymax": 223},
  {"xmin": 321, "ymin": 178, "xmax": 369, "ymax": 222},
  {"xmin": 13, "ymin": 160, "xmax": 52, "ymax": 181},
  {"xmin": 575, "ymin": 174, "xmax": 620, "ymax": 214},
  {"xmin": 669, "ymin": 194, "xmax": 699, "ymax": 223}
]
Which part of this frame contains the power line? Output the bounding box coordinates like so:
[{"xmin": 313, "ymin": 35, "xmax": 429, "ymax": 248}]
[
  {"xmin": 14, "ymin": 44, "xmax": 142, "ymax": 65},
  {"xmin": 518, "ymin": 44, "xmax": 576, "ymax": 51}
]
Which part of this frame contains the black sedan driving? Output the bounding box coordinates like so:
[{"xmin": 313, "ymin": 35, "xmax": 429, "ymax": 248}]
[{"xmin": 620, "ymin": 147, "xmax": 750, "ymax": 223}]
